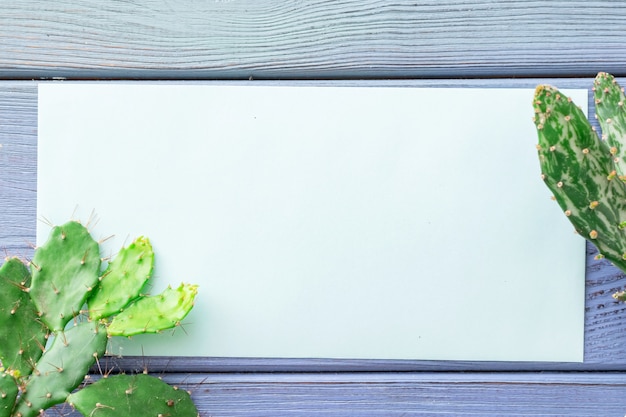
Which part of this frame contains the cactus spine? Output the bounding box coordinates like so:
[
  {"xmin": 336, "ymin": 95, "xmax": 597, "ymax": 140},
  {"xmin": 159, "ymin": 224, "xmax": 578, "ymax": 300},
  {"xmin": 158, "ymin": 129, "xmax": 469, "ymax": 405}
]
[
  {"xmin": 0, "ymin": 220, "xmax": 199, "ymax": 417},
  {"xmin": 533, "ymin": 73, "xmax": 626, "ymax": 298}
]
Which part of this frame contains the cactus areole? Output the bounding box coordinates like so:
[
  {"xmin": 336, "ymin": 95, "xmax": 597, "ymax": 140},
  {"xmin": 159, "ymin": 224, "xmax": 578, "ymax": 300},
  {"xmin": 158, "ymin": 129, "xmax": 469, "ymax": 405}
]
[
  {"xmin": 533, "ymin": 72, "xmax": 626, "ymax": 300},
  {"xmin": 0, "ymin": 220, "xmax": 199, "ymax": 417}
]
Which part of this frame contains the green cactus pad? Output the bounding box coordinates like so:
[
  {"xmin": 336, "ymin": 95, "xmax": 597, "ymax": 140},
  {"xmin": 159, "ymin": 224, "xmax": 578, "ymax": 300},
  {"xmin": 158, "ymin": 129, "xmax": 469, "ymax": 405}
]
[
  {"xmin": 107, "ymin": 283, "xmax": 198, "ymax": 336},
  {"xmin": 0, "ymin": 372, "xmax": 18, "ymax": 417},
  {"xmin": 68, "ymin": 374, "xmax": 199, "ymax": 417},
  {"xmin": 29, "ymin": 221, "xmax": 101, "ymax": 331},
  {"xmin": 0, "ymin": 219, "xmax": 200, "ymax": 416},
  {"xmin": 593, "ymin": 72, "xmax": 626, "ymax": 178},
  {"xmin": 534, "ymin": 85, "xmax": 626, "ymax": 271},
  {"xmin": 14, "ymin": 320, "xmax": 107, "ymax": 417},
  {"xmin": 89, "ymin": 236, "xmax": 154, "ymax": 320},
  {"xmin": 0, "ymin": 257, "xmax": 48, "ymax": 377}
]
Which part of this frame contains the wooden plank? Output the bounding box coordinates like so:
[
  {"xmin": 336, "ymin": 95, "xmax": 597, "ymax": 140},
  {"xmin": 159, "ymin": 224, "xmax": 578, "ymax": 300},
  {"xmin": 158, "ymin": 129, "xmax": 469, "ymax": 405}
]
[
  {"xmin": 0, "ymin": 1, "xmax": 625, "ymax": 79},
  {"xmin": 53, "ymin": 372, "xmax": 626, "ymax": 416},
  {"xmin": 3, "ymin": 79, "xmax": 626, "ymax": 372},
  {"xmin": 0, "ymin": 83, "xmax": 37, "ymax": 255},
  {"xmin": 178, "ymin": 372, "xmax": 626, "ymax": 416}
]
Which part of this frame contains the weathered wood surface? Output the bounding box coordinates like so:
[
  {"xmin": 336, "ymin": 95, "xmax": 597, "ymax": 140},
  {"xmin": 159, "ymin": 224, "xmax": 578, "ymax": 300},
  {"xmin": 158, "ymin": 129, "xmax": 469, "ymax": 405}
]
[
  {"xmin": 53, "ymin": 373, "xmax": 626, "ymax": 417},
  {"xmin": 0, "ymin": 1, "xmax": 625, "ymax": 79},
  {"xmin": 3, "ymin": 0, "xmax": 626, "ymax": 414}
]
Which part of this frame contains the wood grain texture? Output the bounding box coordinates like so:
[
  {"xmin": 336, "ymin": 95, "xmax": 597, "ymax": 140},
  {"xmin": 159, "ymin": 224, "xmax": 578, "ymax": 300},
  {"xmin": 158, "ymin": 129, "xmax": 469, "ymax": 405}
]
[
  {"xmin": 179, "ymin": 372, "xmax": 626, "ymax": 416},
  {"xmin": 3, "ymin": 2, "xmax": 626, "ymax": 414},
  {"xmin": 0, "ymin": 83, "xmax": 37, "ymax": 255},
  {"xmin": 53, "ymin": 372, "xmax": 626, "ymax": 416},
  {"xmin": 1, "ymin": 1, "xmax": 625, "ymax": 80}
]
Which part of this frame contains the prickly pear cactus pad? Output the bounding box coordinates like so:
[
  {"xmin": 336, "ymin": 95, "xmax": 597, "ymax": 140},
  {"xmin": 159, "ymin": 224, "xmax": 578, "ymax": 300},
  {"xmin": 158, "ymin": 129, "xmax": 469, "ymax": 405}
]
[
  {"xmin": 13, "ymin": 321, "xmax": 107, "ymax": 417},
  {"xmin": 29, "ymin": 221, "xmax": 101, "ymax": 331},
  {"xmin": 108, "ymin": 283, "xmax": 199, "ymax": 336},
  {"xmin": 0, "ymin": 257, "xmax": 48, "ymax": 377},
  {"xmin": 0, "ymin": 373, "xmax": 18, "ymax": 417},
  {"xmin": 594, "ymin": 72, "xmax": 626, "ymax": 178},
  {"xmin": 88, "ymin": 236, "xmax": 154, "ymax": 320},
  {"xmin": 533, "ymin": 73, "xmax": 626, "ymax": 298},
  {"xmin": 0, "ymin": 219, "xmax": 199, "ymax": 417},
  {"xmin": 68, "ymin": 374, "xmax": 199, "ymax": 417}
]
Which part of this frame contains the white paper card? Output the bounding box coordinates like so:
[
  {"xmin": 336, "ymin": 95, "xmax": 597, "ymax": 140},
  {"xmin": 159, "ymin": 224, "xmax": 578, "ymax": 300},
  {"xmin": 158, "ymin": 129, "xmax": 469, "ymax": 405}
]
[{"xmin": 37, "ymin": 84, "xmax": 586, "ymax": 361}]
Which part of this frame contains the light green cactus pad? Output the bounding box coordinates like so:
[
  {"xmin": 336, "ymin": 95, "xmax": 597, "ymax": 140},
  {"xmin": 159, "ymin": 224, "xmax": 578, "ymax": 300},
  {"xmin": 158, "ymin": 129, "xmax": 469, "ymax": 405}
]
[
  {"xmin": 89, "ymin": 236, "xmax": 154, "ymax": 320},
  {"xmin": 108, "ymin": 283, "xmax": 198, "ymax": 336}
]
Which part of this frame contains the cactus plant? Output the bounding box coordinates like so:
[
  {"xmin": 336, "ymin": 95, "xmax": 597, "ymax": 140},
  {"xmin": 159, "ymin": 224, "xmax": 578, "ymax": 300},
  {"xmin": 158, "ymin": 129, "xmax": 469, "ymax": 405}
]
[
  {"xmin": 67, "ymin": 374, "xmax": 198, "ymax": 417},
  {"xmin": 0, "ymin": 220, "xmax": 199, "ymax": 417},
  {"xmin": 533, "ymin": 72, "xmax": 626, "ymax": 299}
]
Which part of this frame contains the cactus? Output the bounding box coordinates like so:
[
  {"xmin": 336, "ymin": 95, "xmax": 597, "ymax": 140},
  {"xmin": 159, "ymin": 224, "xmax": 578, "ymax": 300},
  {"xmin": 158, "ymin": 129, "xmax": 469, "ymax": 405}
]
[
  {"xmin": 0, "ymin": 373, "xmax": 18, "ymax": 417},
  {"xmin": 533, "ymin": 72, "xmax": 626, "ymax": 299},
  {"xmin": 29, "ymin": 220, "xmax": 102, "ymax": 332},
  {"xmin": 0, "ymin": 258, "xmax": 48, "ymax": 378},
  {"xmin": 108, "ymin": 283, "xmax": 198, "ymax": 336},
  {"xmin": 68, "ymin": 374, "xmax": 198, "ymax": 417},
  {"xmin": 594, "ymin": 72, "xmax": 626, "ymax": 178},
  {"xmin": 88, "ymin": 236, "xmax": 154, "ymax": 320},
  {"xmin": 13, "ymin": 321, "xmax": 107, "ymax": 417},
  {"xmin": 0, "ymin": 220, "xmax": 199, "ymax": 417}
]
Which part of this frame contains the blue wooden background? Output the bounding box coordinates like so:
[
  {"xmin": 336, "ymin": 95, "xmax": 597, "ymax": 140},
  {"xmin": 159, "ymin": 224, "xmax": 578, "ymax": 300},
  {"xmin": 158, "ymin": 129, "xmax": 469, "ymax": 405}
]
[{"xmin": 2, "ymin": 1, "xmax": 626, "ymax": 415}]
